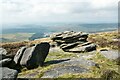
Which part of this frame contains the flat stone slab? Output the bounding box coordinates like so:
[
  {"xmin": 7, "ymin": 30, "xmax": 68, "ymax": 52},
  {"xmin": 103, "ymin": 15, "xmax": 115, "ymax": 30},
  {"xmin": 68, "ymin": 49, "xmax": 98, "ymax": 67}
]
[
  {"xmin": 58, "ymin": 58, "xmax": 98, "ymax": 68},
  {"xmin": 99, "ymin": 50, "xmax": 120, "ymax": 60},
  {"xmin": 42, "ymin": 66, "xmax": 88, "ymax": 78},
  {"xmin": 42, "ymin": 57, "xmax": 98, "ymax": 78}
]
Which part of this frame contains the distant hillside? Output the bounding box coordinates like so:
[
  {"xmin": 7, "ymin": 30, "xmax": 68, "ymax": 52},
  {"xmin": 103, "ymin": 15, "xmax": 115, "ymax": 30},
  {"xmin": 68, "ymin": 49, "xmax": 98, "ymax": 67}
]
[
  {"xmin": 29, "ymin": 33, "xmax": 45, "ymax": 41},
  {"xmin": 0, "ymin": 33, "xmax": 34, "ymax": 43}
]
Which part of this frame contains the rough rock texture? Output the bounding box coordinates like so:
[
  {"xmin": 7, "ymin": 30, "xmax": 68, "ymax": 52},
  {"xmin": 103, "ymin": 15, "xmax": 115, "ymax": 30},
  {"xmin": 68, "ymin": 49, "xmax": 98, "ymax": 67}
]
[
  {"xmin": 0, "ymin": 48, "xmax": 7, "ymax": 55},
  {"xmin": 14, "ymin": 47, "xmax": 26, "ymax": 65},
  {"xmin": 50, "ymin": 31, "xmax": 96, "ymax": 52},
  {"xmin": 42, "ymin": 66, "xmax": 88, "ymax": 78},
  {"xmin": 99, "ymin": 50, "xmax": 120, "ymax": 60},
  {"xmin": 42, "ymin": 57, "xmax": 99, "ymax": 78},
  {"xmin": 56, "ymin": 58, "xmax": 98, "ymax": 68},
  {"xmin": 67, "ymin": 44, "xmax": 96, "ymax": 52},
  {"xmin": 0, "ymin": 67, "xmax": 18, "ymax": 79},
  {"xmin": 0, "ymin": 48, "xmax": 8, "ymax": 60},
  {"xmin": 20, "ymin": 42, "xmax": 50, "ymax": 69}
]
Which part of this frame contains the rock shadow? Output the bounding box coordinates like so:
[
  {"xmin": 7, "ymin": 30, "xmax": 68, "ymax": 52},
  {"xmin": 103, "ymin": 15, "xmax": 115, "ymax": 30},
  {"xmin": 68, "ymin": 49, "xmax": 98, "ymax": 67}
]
[{"xmin": 44, "ymin": 59, "xmax": 70, "ymax": 66}]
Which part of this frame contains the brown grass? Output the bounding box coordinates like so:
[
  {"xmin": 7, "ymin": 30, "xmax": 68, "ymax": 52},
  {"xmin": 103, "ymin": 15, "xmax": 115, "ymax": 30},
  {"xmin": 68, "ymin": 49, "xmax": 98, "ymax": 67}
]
[
  {"xmin": 88, "ymin": 31, "xmax": 119, "ymax": 50},
  {"xmin": 0, "ymin": 38, "xmax": 52, "ymax": 57}
]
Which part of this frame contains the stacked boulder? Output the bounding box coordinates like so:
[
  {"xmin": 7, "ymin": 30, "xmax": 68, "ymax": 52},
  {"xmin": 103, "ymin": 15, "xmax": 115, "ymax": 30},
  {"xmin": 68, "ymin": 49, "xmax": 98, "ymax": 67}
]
[
  {"xmin": 0, "ymin": 48, "xmax": 18, "ymax": 79},
  {"xmin": 14, "ymin": 42, "xmax": 50, "ymax": 69},
  {"xmin": 0, "ymin": 42, "xmax": 50, "ymax": 79},
  {"xmin": 50, "ymin": 31, "xmax": 96, "ymax": 52}
]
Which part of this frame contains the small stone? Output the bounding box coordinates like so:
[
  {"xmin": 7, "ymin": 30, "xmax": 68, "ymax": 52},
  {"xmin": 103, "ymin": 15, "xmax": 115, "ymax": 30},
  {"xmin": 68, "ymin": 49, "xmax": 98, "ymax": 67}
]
[
  {"xmin": 0, "ymin": 67, "xmax": 18, "ymax": 79},
  {"xmin": 0, "ymin": 48, "xmax": 7, "ymax": 55},
  {"xmin": 99, "ymin": 50, "xmax": 120, "ymax": 60}
]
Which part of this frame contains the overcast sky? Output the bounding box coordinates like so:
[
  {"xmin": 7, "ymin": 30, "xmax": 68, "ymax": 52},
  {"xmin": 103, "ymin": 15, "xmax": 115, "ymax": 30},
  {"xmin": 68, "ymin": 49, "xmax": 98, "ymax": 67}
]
[{"xmin": 0, "ymin": 0, "xmax": 119, "ymax": 24}]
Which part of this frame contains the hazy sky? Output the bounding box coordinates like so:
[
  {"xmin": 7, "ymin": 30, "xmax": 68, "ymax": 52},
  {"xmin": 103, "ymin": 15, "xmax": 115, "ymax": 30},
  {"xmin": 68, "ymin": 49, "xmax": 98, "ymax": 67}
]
[{"xmin": 0, "ymin": 0, "xmax": 119, "ymax": 24}]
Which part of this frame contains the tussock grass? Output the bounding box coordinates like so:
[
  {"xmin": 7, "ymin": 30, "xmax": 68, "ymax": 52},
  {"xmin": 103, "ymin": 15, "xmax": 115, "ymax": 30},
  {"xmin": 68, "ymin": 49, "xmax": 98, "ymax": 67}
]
[{"xmin": 88, "ymin": 31, "xmax": 119, "ymax": 50}]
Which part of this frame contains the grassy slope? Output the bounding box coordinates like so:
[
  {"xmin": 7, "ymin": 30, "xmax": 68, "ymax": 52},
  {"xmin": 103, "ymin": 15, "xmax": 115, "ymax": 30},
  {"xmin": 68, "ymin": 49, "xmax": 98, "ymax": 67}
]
[
  {"xmin": 1, "ymin": 31, "xmax": 120, "ymax": 79},
  {"xmin": 88, "ymin": 31, "xmax": 119, "ymax": 50}
]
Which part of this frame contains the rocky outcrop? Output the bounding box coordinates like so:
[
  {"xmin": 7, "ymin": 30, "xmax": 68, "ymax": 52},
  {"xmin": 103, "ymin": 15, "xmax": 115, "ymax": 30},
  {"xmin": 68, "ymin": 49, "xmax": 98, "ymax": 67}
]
[
  {"xmin": 50, "ymin": 31, "xmax": 96, "ymax": 52},
  {"xmin": 0, "ymin": 48, "xmax": 18, "ymax": 80},
  {"xmin": 14, "ymin": 47, "xmax": 27, "ymax": 65},
  {"xmin": 20, "ymin": 42, "xmax": 50, "ymax": 69}
]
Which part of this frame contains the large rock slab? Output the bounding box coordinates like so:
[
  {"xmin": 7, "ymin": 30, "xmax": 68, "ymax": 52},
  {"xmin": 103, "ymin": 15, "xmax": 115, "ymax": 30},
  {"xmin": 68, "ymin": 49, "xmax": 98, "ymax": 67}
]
[
  {"xmin": 67, "ymin": 43, "xmax": 96, "ymax": 52},
  {"xmin": 59, "ymin": 58, "xmax": 98, "ymax": 68},
  {"xmin": 42, "ymin": 66, "xmax": 88, "ymax": 78},
  {"xmin": 99, "ymin": 50, "xmax": 120, "ymax": 60},
  {"xmin": 0, "ymin": 67, "xmax": 18, "ymax": 79},
  {"xmin": 14, "ymin": 47, "xmax": 26, "ymax": 65},
  {"xmin": 20, "ymin": 42, "xmax": 50, "ymax": 69}
]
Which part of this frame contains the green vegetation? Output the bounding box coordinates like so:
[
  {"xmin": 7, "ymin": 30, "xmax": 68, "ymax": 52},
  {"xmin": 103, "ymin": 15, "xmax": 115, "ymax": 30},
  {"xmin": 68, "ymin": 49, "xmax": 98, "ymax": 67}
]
[
  {"xmin": 58, "ymin": 52, "xmax": 120, "ymax": 79},
  {"xmin": 18, "ymin": 50, "xmax": 120, "ymax": 79},
  {"xmin": 1, "ymin": 31, "xmax": 119, "ymax": 79},
  {"xmin": 18, "ymin": 50, "xmax": 78, "ymax": 78}
]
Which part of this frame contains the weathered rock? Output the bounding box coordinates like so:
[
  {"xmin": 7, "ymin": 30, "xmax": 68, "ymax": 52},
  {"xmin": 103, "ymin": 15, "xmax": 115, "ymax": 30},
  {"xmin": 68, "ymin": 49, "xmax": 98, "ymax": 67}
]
[
  {"xmin": 42, "ymin": 66, "xmax": 88, "ymax": 78},
  {"xmin": 0, "ymin": 67, "xmax": 18, "ymax": 79},
  {"xmin": 60, "ymin": 41, "xmax": 91, "ymax": 50},
  {"xmin": 20, "ymin": 42, "xmax": 50, "ymax": 69},
  {"xmin": 50, "ymin": 31, "xmax": 96, "ymax": 53},
  {"xmin": 0, "ymin": 48, "xmax": 8, "ymax": 60},
  {"xmin": 99, "ymin": 50, "xmax": 120, "ymax": 60},
  {"xmin": 0, "ymin": 58, "xmax": 12, "ymax": 67},
  {"xmin": 14, "ymin": 47, "xmax": 26, "ymax": 65},
  {"xmin": 0, "ymin": 48, "xmax": 7, "ymax": 55},
  {"xmin": 50, "ymin": 31, "xmax": 75, "ymax": 40},
  {"xmin": 59, "ymin": 58, "xmax": 98, "ymax": 68},
  {"xmin": 62, "ymin": 32, "xmax": 88, "ymax": 40},
  {"xmin": 67, "ymin": 43, "xmax": 96, "ymax": 52}
]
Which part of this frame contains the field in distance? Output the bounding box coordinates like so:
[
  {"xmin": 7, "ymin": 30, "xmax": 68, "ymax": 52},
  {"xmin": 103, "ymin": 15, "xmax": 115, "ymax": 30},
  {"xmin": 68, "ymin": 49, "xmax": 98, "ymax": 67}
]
[{"xmin": 0, "ymin": 33, "xmax": 34, "ymax": 43}]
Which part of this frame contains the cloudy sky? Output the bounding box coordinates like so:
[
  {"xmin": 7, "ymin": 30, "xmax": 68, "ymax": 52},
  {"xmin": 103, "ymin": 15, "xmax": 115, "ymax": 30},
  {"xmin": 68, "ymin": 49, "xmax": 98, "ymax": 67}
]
[{"xmin": 0, "ymin": 0, "xmax": 119, "ymax": 24}]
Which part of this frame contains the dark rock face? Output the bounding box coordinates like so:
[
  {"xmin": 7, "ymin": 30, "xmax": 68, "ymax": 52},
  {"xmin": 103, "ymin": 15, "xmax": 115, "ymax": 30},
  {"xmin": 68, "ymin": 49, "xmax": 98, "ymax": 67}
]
[
  {"xmin": 0, "ymin": 58, "xmax": 12, "ymax": 67},
  {"xmin": 20, "ymin": 42, "xmax": 50, "ymax": 69},
  {"xmin": 0, "ymin": 67, "xmax": 18, "ymax": 79},
  {"xmin": 14, "ymin": 47, "xmax": 26, "ymax": 65},
  {"xmin": 50, "ymin": 31, "xmax": 96, "ymax": 53},
  {"xmin": 0, "ymin": 54, "xmax": 8, "ymax": 60}
]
